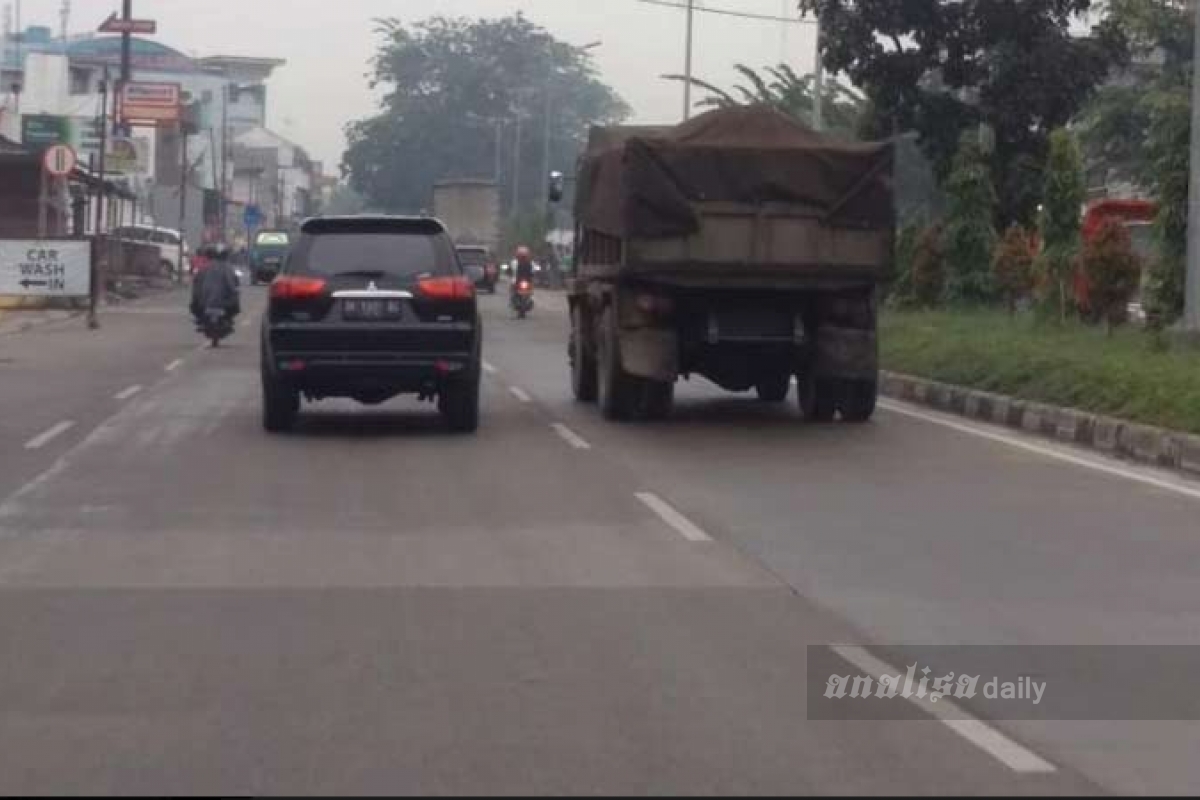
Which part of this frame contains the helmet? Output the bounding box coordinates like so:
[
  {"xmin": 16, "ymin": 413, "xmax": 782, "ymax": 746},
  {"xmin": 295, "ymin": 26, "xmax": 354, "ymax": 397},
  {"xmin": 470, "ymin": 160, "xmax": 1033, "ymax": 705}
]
[
  {"xmin": 515, "ymin": 245, "xmax": 532, "ymax": 262},
  {"xmin": 212, "ymin": 243, "xmax": 230, "ymax": 260}
]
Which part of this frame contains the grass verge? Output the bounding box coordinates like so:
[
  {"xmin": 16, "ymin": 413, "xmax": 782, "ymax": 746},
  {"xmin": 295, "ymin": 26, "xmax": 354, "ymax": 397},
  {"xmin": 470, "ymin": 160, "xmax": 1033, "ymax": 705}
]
[{"xmin": 880, "ymin": 309, "xmax": 1200, "ymax": 435}]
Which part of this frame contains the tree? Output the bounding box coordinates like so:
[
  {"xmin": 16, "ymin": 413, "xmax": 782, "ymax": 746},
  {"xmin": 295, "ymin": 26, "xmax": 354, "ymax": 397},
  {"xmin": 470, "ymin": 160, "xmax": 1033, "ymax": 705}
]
[
  {"xmin": 910, "ymin": 222, "xmax": 946, "ymax": 307},
  {"xmin": 663, "ymin": 63, "xmax": 866, "ymax": 138},
  {"xmin": 799, "ymin": 0, "xmax": 1126, "ymax": 227},
  {"xmin": 1038, "ymin": 129, "xmax": 1087, "ymax": 322},
  {"xmin": 1076, "ymin": 0, "xmax": 1192, "ymax": 189},
  {"xmin": 992, "ymin": 225, "xmax": 1036, "ymax": 315},
  {"xmin": 1080, "ymin": 218, "xmax": 1142, "ymax": 334},
  {"xmin": 342, "ymin": 14, "xmax": 630, "ymax": 214},
  {"xmin": 941, "ymin": 133, "xmax": 997, "ymax": 304}
]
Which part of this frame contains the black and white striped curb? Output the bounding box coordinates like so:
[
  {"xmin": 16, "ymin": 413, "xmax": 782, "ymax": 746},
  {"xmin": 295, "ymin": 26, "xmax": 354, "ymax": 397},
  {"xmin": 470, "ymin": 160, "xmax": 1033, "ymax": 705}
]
[{"xmin": 880, "ymin": 371, "xmax": 1200, "ymax": 480}]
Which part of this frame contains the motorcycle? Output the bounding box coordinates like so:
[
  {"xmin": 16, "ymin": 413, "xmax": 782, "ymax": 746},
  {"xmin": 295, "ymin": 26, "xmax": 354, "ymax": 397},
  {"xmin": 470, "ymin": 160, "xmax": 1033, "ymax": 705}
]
[
  {"xmin": 510, "ymin": 279, "xmax": 534, "ymax": 319},
  {"xmin": 200, "ymin": 307, "xmax": 235, "ymax": 347}
]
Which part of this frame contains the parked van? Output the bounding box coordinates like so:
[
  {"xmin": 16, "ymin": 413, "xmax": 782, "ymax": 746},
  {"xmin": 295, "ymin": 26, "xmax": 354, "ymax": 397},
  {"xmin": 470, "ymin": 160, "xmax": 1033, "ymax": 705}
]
[{"xmin": 111, "ymin": 225, "xmax": 190, "ymax": 278}]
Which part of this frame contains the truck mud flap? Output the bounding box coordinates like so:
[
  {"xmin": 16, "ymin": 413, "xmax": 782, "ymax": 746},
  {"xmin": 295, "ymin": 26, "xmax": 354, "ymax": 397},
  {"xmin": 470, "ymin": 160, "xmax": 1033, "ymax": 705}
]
[
  {"xmin": 618, "ymin": 328, "xmax": 679, "ymax": 383},
  {"xmin": 814, "ymin": 325, "xmax": 878, "ymax": 380}
]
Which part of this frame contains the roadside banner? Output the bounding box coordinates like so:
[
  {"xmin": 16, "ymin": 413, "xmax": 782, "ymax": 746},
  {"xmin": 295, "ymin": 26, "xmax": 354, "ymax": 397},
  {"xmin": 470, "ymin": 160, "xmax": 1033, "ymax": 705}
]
[{"xmin": 0, "ymin": 240, "xmax": 92, "ymax": 297}]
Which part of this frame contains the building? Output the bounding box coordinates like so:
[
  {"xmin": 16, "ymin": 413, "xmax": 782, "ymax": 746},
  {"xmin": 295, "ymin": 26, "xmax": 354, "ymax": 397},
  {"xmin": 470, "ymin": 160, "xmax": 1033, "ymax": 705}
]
[{"xmin": 0, "ymin": 24, "xmax": 320, "ymax": 247}]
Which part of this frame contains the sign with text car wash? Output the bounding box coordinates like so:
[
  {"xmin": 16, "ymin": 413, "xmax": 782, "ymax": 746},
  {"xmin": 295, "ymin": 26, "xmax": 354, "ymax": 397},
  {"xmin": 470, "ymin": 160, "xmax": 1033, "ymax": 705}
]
[{"xmin": 0, "ymin": 241, "xmax": 92, "ymax": 297}]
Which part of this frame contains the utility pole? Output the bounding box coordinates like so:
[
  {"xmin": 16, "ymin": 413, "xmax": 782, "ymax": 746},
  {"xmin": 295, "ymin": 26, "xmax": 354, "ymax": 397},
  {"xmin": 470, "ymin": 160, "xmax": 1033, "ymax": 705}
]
[
  {"xmin": 220, "ymin": 84, "xmax": 229, "ymax": 239},
  {"xmin": 177, "ymin": 121, "xmax": 188, "ymax": 285},
  {"xmin": 494, "ymin": 119, "xmax": 503, "ymax": 184},
  {"xmin": 512, "ymin": 112, "xmax": 523, "ymax": 215},
  {"xmin": 812, "ymin": 14, "xmax": 825, "ymax": 131},
  {"xmin": 12, "ymin": 0, "xmax": 21, "ymax": 112},
  {"xmin": 683, "ymin": 0, "xmax": 695, "ymax": 120},
  {"xmin": 1184, "ymin": 0, "xmax": 1200, "ymax": 332},
  {"xmin": 115, "ymin": 0, "xmax": 132, "ymax": 136},
  {"xmin": 94, "ymin": 69, "xmax": 109, "ymax": 236}
]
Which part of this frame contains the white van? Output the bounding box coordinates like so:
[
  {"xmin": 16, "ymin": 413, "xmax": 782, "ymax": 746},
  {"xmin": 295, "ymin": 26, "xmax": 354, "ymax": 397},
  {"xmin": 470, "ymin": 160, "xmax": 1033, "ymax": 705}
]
[{"xmin": 111, "ymin": 225, "xmax": 190, "ymax": 277}]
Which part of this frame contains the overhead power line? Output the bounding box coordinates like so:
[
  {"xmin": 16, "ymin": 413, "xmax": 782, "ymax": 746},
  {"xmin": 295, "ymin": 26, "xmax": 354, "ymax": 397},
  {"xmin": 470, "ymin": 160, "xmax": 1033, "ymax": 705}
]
[{"xmin": 633, "ymin": 0, "xmax": 816, "ymax": 25}]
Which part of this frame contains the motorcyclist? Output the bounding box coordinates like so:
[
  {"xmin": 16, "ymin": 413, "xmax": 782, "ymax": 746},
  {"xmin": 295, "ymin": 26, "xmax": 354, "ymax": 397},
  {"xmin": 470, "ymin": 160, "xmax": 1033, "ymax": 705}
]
[
  {"xmin": 512, "ymin": 245, "xmax": 535, "ymax": 291},
  {"xmin": 190, "ymin": 243, "xmax": 241, "ymax": 329}
]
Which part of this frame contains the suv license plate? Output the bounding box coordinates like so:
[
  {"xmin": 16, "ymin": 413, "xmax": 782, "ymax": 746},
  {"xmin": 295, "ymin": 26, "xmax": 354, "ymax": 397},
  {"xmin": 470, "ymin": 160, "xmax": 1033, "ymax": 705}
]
[{"xmin": 343, "ymin": 298, "xmax": 403, "ymax": 321}]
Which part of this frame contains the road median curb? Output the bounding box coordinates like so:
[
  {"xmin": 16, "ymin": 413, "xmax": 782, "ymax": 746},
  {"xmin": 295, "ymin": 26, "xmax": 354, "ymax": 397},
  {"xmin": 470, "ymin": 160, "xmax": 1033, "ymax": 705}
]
[{"xmin": 880, "ymin": 371, "xmax": 1200, "ymax": 480}]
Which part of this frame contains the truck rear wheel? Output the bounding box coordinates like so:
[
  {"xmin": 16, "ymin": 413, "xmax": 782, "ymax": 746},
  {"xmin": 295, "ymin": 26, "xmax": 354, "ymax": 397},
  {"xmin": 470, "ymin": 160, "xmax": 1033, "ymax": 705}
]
[
  {"xmin": 838, "ymin": 378, "xmax": 878, "ymax": 423},
  {"xmin": 571, "ymin": 308, "xmax": 598, "ymax": 403},
  {"xmin": 597, "ymin": 307, "xmax": 637, "ymax": 420},
  {"xmin": 798, "ymin": 374, "xmax": 837, "ymax": 422},
  {"xmin": 755, "ymin": 373, "xmax": 791, "ymax": 404}
]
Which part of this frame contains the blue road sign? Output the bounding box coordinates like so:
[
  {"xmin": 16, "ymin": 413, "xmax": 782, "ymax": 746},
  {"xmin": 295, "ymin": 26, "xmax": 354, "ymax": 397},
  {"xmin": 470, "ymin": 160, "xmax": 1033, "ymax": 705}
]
[{"xmin": 243, "ymin": 205, "xmax": 263, "ymax": 229}]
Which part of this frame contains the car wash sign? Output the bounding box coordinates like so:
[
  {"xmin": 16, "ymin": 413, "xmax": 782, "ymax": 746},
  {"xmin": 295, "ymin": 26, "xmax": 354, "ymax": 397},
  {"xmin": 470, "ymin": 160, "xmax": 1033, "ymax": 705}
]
[{"xmin": 0, "ymin": 240, "xmax": 91, "ymax": 297}]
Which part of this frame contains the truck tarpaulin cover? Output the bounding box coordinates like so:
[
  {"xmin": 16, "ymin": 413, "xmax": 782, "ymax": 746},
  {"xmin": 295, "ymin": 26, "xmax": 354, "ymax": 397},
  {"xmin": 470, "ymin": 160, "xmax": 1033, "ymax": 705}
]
[{"xmin": 575, "ymin": 106, "xmax": 894, "ymax": 239}]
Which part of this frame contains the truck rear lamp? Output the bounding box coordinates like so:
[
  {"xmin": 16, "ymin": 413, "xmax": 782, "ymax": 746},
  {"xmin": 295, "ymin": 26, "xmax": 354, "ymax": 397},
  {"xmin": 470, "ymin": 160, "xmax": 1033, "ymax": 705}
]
[
  {"xmin": 271, "ymin": 276, "xmax": 328, "ymax": 300},
  {"xmin": 418, "ymin": 276, "xmax": 475, "ymax": 300}
]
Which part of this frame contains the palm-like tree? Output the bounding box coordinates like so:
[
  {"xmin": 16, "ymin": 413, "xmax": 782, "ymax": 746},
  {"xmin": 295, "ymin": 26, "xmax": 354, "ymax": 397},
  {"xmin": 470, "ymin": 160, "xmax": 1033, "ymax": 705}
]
[{"xmin": 663, "ymin": 63, "xmax": 867, "ymax": 139}]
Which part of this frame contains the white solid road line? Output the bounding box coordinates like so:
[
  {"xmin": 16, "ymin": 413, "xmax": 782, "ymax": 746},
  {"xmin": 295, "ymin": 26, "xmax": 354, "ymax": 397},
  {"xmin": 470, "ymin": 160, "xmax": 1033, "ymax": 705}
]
[
  {"xmin": 635, "ymin": 492, "xmax": 713, "ymax": 542},
  {"xmin": 113, "ymin": 385, "xmax": 143, "ymax": 401},
  {"xmin": 830, "ymin": 645, "xmax": 1056, "ymax": 774},
  {"xmin": 509, "ymin": 386, "xmax": 532, "ymax": 403},
  {"xmin": 879, "ymin": 399, "xmax": 1200, "ymax": 504},
  {"xmin": 551, "ymin": 423, "xmax": 591, "ymax": 450},
  {"xmin": 483, "ymin": 361, "xmax": 498, "ymax": 375},
  {"xmin": 165, "ymin": 358, "xmax": 184, "ymax": 372},
  {"xmin": 24, "ymin": 421, "xmax": 76, "ymax": 451}
]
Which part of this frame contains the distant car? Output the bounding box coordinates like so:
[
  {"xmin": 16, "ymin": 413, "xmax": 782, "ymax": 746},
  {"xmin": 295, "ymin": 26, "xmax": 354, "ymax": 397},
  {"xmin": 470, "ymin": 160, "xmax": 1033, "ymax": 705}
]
[
  {"xmin": 456, "ymin": 245, "xmax": 498, "ymax": 293},
  {"xmin": 260, "ymin": 215, "xmax": 482, "ymax": 433},
  {"xmin": 249, "ymin": 229, "xmax": 291, "ymax": 284},
  {"xmin": 111, "ymin": 224, "xmax": 190, "ymax": 278}
]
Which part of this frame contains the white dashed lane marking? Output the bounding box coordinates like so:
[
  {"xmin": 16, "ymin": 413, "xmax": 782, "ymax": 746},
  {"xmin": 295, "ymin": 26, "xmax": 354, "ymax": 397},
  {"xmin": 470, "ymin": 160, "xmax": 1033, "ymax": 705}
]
[
  {"xmin": 551, "ymin": 423, "xmax": 591, "ymax": 450},
  {"xmin": 24, "ymin": 421, "xmax": 76, "ymax": 451},
  {"xmin": 635, "ymin": 492, "xmax": 712, "ymax": 543}
]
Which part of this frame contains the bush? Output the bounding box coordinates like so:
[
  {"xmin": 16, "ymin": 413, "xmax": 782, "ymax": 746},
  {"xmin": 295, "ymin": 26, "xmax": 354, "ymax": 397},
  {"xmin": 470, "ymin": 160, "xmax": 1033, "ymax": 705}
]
[
  {"xmin": 1080, "ymin": 218, "xmax": 1142, "ymax": 335},
  {"xmin": 941, "ymin": 134, "xmax": 998, "ymax": 304},
  {"xmin": 992, "ymin": 225, "xmax": 1036, "ymax": 314},
  {"xmin": 1038, "ymin": 129, "xmax": 1087, "ymax": 322},
  {"xmin": 910, "ymin": 223, "xmax": 946, "ymax": 307}
]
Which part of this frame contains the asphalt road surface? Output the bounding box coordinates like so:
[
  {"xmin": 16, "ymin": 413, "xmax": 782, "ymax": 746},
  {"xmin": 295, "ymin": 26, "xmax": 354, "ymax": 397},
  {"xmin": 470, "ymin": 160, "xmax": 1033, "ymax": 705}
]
[{"xmin": 1, "ymin": 286, "xmax": 1198, "ymax": 794}]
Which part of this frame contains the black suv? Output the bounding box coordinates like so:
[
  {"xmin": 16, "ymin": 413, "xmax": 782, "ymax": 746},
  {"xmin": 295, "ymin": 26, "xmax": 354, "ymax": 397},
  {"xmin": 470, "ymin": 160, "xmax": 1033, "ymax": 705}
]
[{"xmin": 260, "ymin": 216, "xmax": 482, "ymax": 433}]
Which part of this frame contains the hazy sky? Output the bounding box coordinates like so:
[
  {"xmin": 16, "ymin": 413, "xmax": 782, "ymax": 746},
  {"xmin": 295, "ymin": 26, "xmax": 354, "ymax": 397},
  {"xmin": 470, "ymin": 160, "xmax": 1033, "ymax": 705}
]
[{"xmin": 23, "ymin": 0, "xmax": 818, "ymax": 170}]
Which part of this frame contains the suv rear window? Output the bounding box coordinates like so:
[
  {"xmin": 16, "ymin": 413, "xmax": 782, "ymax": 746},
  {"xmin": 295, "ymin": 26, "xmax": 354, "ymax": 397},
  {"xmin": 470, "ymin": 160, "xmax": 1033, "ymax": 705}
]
[{"xmin": 288, "ymin": 225, "xmax": 456, "ymax": 279}]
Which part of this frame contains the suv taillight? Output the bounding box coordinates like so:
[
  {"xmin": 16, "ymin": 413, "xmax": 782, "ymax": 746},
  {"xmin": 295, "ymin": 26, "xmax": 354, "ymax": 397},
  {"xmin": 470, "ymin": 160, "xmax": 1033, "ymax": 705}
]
[
  {"xmin": 417, "ymin": 276, "xmax": 475, "ymax": 300},
  {"xmin": 270, "ymin": 276, "xmax": 327, "ymax": 300}
]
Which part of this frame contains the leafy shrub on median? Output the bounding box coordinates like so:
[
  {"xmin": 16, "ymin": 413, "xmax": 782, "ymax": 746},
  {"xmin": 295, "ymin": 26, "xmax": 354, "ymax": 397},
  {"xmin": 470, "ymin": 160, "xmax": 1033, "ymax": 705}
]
[
  {"xmin": 992, "ymin": 225, "xmax": 1036, "ymax": 316},
  {"xmin": 1079, "ymin": 218, "xmax": 1142, "ymax": 335}
]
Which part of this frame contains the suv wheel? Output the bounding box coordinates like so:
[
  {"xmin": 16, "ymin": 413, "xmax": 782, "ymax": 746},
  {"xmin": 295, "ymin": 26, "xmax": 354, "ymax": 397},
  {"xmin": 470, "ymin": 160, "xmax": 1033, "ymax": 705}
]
[
  {"xmin": 440, "ymin": 374, "xmax": 480, "ymax": 433},
  {"xmin": 262, "ymin": 369, "xmax": 300, "ymax": 432}
]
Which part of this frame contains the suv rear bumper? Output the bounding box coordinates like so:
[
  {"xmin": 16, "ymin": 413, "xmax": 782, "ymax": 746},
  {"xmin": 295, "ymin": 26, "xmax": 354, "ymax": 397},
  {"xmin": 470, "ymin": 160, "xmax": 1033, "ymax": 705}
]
[{"xmin": 268, "ymin": 350, "xmax": 476, "ymax": 386}]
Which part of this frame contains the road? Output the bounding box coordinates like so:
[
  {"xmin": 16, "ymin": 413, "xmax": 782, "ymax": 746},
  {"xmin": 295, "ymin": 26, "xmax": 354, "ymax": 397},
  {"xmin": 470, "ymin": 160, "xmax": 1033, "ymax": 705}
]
[{"xmin": 0, "ymin": 286, "xmax": 1198, "ymax": 794}]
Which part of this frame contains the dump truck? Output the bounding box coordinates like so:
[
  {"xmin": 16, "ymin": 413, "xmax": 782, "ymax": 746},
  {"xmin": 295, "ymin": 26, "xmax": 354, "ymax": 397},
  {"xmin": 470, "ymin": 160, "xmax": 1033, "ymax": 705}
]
[
  {"xmin": 432, "ymin": 179, "xmax": 501, "ymax": 255},
  {"xmin": 557, "ymin": 106, "xmax": 895, "ymax": 422}
]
